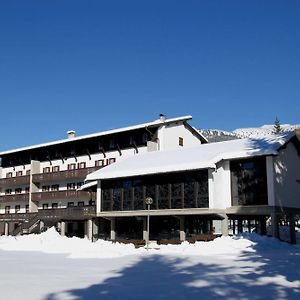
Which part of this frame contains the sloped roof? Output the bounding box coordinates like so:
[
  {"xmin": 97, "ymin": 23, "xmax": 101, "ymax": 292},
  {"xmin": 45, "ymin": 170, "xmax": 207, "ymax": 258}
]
[
  {"xmin": 0, "ymin": 115, "xmax": 202, "ymax": 156},
  {"xmin": 86, "ymin": 132, "xmax": 296, "ymax": 181}
]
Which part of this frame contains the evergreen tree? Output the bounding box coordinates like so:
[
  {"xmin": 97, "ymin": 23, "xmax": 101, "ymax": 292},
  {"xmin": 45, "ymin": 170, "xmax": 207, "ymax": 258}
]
[{"xmin": 273, "ymin": 116, "xmax": 282, "ymax": 134}]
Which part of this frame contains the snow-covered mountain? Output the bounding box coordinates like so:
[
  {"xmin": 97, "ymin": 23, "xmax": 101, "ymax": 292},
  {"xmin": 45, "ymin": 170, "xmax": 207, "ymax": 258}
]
[{"xmin": 199, "ymin": 124, "xmax": 299, "ymax": 142}]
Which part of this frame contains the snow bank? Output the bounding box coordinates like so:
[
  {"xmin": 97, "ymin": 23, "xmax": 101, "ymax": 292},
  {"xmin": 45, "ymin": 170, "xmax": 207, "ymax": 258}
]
[{"xmin": 1, "ymin": 227, "xmax": 298, "ymax": 260}]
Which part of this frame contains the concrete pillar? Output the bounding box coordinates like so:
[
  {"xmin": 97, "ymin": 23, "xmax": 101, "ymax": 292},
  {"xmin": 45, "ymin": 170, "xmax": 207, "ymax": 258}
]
[
  {"xmin": 60, "ymin": 221, "xmax": 66, "ymax": 236},
  {"xmin": 221, "ymin": 215, "xmax": 229, "ymax": 236},
  {"xmin": 4, "ymin": 222, "xmax": 9, "ymax": 236},
  {"xmin": 39, "ymin": 220, "xmax": 44, "ymax": 231},
  {"xmin": 85, "ymin": 219, "xmax": 93, "ymax": 240},
  {"xmin": 96, "ymin": 181, "xmax": 102, "ymax": 214},
  {"xmin": 271, "ymin": 211, "xmax": 279, "ymax": 238},
  {"xmin": 179, "ymin": 217, "xmax": 186, "ymax": 241},
  {"xmin": 288, "ymin": 215, "xmax": 296, "ymax": 245},
  {"xmin": 110, "ymin": 218, "xmax": 116, "ymax": 241}
]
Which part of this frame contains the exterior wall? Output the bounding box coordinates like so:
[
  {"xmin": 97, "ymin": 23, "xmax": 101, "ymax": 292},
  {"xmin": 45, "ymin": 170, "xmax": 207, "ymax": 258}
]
[
  {"xmin": 210, "ymin": 160, "xmax": 231, "ymax": 209},
  {"xmin": 273, "ymin": 141, "xmax": 300, "ymax": 209},
  {"xmin": 157, "ymin": 122, "xmax": 201, "ymax": 151}
]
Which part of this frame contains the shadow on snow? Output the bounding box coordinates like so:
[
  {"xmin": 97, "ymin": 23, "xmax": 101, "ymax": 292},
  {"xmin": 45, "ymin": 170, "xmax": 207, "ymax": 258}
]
[{"xmin": 44, "ymin": 239, "xmax": 300, "ymax": 300}]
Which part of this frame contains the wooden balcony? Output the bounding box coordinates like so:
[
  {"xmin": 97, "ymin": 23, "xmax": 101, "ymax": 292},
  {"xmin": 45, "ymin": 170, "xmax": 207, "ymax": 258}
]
[
  {"xmin": 38, "ymin": 206, "xmax": 96, "ymax": 220},
  {"xmin": 0, "ymin": 175, "xmax": 30, "ymax": 188},
  {"xmin": 0, "ymin": 212, "xmax": 34, "ymax": 222},
  {"xmin": 31, "ymin": 190, "xmax": 96, "ymax": 202},
  {"xmin": 32, "ymin": 166, "xmax": 101, "ymax": 183},
  {"xmin": 0, "ymin": 193, "xmax": 29, "ymax": 203}
]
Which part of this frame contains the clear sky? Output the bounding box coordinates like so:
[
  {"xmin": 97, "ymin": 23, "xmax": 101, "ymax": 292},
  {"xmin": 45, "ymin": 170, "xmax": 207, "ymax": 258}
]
[{"xmin": 0, "ymin": 0, "xmax": 299, "ymax": 150}]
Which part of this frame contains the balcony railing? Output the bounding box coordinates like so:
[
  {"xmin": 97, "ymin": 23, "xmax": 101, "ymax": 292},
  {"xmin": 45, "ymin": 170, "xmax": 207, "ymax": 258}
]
[
  {"xmin": 0, "ymin": 206, "xmax": 96, "ymax": 222},
  {"xmin": 0, "ymin": 175, "xmax": 30, "ymax": 188},
  {"xmin": 0, "ymin": 193, "xmax": 29, "ymax": 203},
  {"xmin": 0, "ymin": 212, "xmax": 33, "ymax": 222},
  {"xmin": 31, "ymin": 190, "xmax": 96, "ymax": 202},
  {"xmin": 32, "ymin": 166, "xmax": 101, "ymax": 183},
  {"xmin": 38, "ymin": 206, "xmax": 96, "ymax": 220}
]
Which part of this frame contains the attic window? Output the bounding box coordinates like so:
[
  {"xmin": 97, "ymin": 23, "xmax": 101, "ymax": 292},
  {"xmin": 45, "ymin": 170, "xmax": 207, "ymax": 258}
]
[{"xmin": 179, "ymin": 137, "xmax": 184, "ymax": 146}]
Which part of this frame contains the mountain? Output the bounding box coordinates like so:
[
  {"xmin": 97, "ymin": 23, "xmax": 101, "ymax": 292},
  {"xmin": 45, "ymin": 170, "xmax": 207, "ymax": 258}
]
[{"xmin": 199, "ymin": 124, "xmax": 299, "ymax": 142}]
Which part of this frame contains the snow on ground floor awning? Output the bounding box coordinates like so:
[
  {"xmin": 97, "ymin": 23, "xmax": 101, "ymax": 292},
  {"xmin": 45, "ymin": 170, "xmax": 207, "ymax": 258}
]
[{"xmin": 77, "ymin": 180, "xmax": 97, "ymax": 191}]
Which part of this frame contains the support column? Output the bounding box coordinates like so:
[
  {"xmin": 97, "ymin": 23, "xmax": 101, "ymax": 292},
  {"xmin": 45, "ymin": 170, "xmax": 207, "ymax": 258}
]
[
  {"xmin": 85, "ymin": 219, "xmax": 93, "ymax": 240},
  {"xmin": 4, "ymin": 222, "xmax": 9, "ymax": 236},
  {"xmin": 110, "ymin": 218, "xmax": 116, "ymax": 241},
  {"xmin": 179, "ymin": 216, "xmax": 186, "ymax": 241},
  {"xmin": 221, "ymin": 215, "xmax": 229, "ymax": 236},
  {"xmin": 271, "ymin": 210, "xmax": 279, "ymax": 239},
  {"xmin": 60, "ymin": 221, "xmax": 66, "ymax": 236},
  {"xmin": 288, "ymin": 215, "xmax": 296, "ymax": 245},
  {"xmin": 143, "ymin": 218, "xmax": 148, "ymax": 241},
  {"xmin": 39, "ymin": 220, "xmax": 44, "ymax": 231}
]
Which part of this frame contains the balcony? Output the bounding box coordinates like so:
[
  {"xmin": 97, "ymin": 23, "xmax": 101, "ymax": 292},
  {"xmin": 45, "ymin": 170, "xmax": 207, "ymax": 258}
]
[
  {"xmin": 0, "ymin": 175, "xmax": 30, "ymax": 188},
  {"xmin": 0, "ymin": 193, "xmax": 29, "ymax": 203},
  {"xmin": 31, "ymin": 190, "xmax": 96, "ymax": 202},
  {"xmin": 38, "ymin": 206, "xmax": 96, "ymax": 220},
  {"xmin": 32, "ymin": 166, "xmax": 101, "ymax": 183},
  {"xmin": 0, "ymin": 212, "xmax": 33, "ymax": 222}
]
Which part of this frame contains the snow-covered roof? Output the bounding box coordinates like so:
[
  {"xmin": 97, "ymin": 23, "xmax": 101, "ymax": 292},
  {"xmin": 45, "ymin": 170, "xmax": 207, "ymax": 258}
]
[
  {"xmin": 86, "ymin": 132, "xmax": 295, "ymax": 181},
  {"xmin": 0, "ymin": 115, "xmax": 196, "ymax": 156}
]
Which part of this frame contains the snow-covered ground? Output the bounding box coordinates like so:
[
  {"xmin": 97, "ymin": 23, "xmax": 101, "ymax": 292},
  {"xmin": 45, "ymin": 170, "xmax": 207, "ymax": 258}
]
[{"xmin": 0, "ymin": 228, "xmax": 299, "ymax": 300}]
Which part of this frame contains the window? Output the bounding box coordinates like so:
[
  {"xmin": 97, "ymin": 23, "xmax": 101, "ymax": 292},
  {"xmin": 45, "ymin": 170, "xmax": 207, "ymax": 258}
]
[
  {"xmin": 25, "ymin": 187, "xmax": 30, "ymax": 193},
  {"xmin": 26, "ymin": 170, "xmax": 31, "ymax": 175},
  {"xmin": 77, "ymin": 182, "xmax": 84, "ymax": 188},
  {"xmin": 78, "ymin": 201, "xmax": 84, "ymax": 207},
  {"xmin": 52, "ymin": 166, "xmax": 60, "ymax": 172},
  {"xmin": 67, "ymin": 202, "xmax": 74, "ymax": 207},
  {"xmin": 109, "ymin": 139, "xmax": 115, "ymax": 149},
  {"xmin": 179, "ymin": 137, "xmax": 184, "ymax": 146},
  {"xmin": 67, "ymin": 183, "xmax": 76, "ymax": 190},
  {"xmin": 6, "ymin": 172, "xmax": 13, "ymax": 178},
  {"xmin": 51, "ymin": 184, "xmax": 59, "ymax": 191},
  {"xmin": 42, "ymin": 185, "xmax": 50, "ymax": 192},
  {"xmin": 16, "ymin": 170, "xmax": 23, "ymax": 177},
  {"xmin": 43, "ymin": 167, "xmax": 51, "ymax": 173},
  {"xmin": 42, "ymin": 203, "xmax": 49, "ymax": 209},
  {"xmin": 129, "ymin": 136, "xmax": 134, "ymax": 145},
  {"xmin": 95, "ymin": 160, "xmax": 104, "ymax": 167},
  {"xmin": 68, "ymin": 163, "xmax": 76, "ymax": 170},
  {"xmin": 78, "ymin": 162, "xmax": 86, "ymax": 169},
  {"xmin": 108, "ymin": 158, "xmax": 116, "ymax": 164},
  {"xmin": 15, "ymin": 205, "xmax": 20, "ymax": 213},
  {"xmin": 25, "ymin": 205, "xmax": 29, "ymax": 213},
  {"xmin": 5, "ymin": 206, "xmax": 10, "ymax": 214},
  {"xmin": 15, "ymin": 188, "xmax": 22, "ymax": 194},
  {"xmin": 5, "ymin": 189, "xmax": 12, "ymax": 195},
  {"xmin": 142, "ymin": 133, "xmax": 148, "ymax": 143},
  {"xmin": 52, "ymin": 203, "xmax": 58, "ymax": 209}
]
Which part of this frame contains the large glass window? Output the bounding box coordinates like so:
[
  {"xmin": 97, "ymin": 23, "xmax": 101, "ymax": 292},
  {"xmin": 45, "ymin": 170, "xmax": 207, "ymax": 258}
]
[
  {"xmin": 231, "ymin": 157, "xmax": 268, "ymax": 206},
  {"xmin": 101, "ymin": 170, "xmax": 208, "ymax": 212}
]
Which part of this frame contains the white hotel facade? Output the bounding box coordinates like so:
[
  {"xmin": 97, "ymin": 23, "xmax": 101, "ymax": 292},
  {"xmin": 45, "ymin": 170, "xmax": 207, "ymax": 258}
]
[{"xmin": 0, "ymin": 115, "xmax": 299, "ymax": 243}]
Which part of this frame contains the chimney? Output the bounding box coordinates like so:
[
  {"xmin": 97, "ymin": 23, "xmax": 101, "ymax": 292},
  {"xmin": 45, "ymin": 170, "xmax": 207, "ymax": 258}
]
[
  {"xmin": 67, "ymin": 130, "xmax": 76, "ymax": 139},
  {"xmin": 159, "ymin": 114, "xmax": 166, "ymax": 122}
]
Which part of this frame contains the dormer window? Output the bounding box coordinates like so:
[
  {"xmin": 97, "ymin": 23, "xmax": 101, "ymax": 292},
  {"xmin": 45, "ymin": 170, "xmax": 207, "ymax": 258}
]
[
  {"xmin": 78, "ymin": 162, "xmax": 86, "ymax": 169},
  {"xmin": 43, "ymin": 167, "xmax": 51, "ymax": 173},
  {"xmin": 6, "ymin": 172, "xmax": 13, "ymax": 178},
  {"xmin": 68, "ymin": 163, "xmax": 76, "ymax": 170},
  {"xmin": 16, "ymin": 171, "xmax": 23, "ymax": 177},
  {"xmin": 52, "ymin": 166, "xmax": 60, "ymax": 172}
]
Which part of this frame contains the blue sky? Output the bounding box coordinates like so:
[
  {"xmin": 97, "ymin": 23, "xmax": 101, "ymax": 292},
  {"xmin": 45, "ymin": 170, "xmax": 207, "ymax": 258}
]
[{"xmin": 0, "ymin": 0, "xmax": 299, "ymax": 150}]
